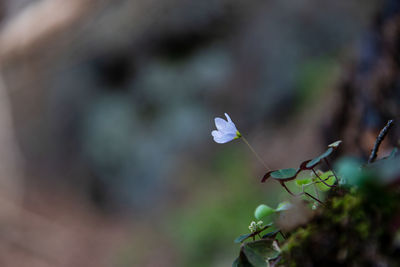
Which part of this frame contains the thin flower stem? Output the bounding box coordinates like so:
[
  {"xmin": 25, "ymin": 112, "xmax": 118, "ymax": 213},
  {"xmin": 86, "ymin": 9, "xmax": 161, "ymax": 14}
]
[{"xmin": 241, "ymin": 136, "xmax": 271, "ymax": 170}]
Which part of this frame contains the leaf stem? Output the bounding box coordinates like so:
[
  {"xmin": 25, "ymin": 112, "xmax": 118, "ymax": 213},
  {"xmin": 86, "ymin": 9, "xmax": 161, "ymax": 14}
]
[
  {"xmin": 323, "ymin": 158, "xmax": 339, "ymax": 185},
  {"xmin": 304, "ymin": 192, "xmax": 324, "ymax": 205},
  {"xmin": 280, "ymin": 182, "xmax": 295, "ymax": 196},
  {"xmin": 280, "ymin": 181, "xmax": 324, "ymax": 205},
  {"xmin": 312, "ymin": 168, "xmax": 336, "ymax": 188},
  {"xmin": 241, "ymin": 136, "xmax": 271, "ymax": 170}
]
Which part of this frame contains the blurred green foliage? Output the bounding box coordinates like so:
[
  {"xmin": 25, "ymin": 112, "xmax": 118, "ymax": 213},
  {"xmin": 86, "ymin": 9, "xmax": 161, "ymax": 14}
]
[
  {"xmin": 295, "ymin": 57, "xmax": 339, "ymax": 108},
  {"xmin": 166, "ymin": 146, "xmax": 281, "ymax": 266}
]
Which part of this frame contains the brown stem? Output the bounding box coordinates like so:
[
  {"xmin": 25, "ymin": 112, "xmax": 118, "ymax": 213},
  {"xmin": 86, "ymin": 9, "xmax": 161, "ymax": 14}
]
[
  {"xmin": 241, "ymin": 224, "xmax": 273, "ymax": 243},
  {"xmin": 324, "ymin": 158, "xmax": 339, "ymax": 185},
  {"xmin": 304, "ymin": 192, "xmax": 324, "ymax": 205},
  {"xmin": 279, "ymin": 181, "xmax": 324, "ymax": 205},
  {"xmin": 280, "ymin": 181, "xmax": 295, "ymax": 196},
  {"xmin": 312, "ymin": 168, "xmax": 336, "ymax": 188}
]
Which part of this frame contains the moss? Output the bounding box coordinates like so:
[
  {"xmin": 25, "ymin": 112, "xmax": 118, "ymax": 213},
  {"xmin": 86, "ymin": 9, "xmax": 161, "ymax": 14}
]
[
  {"xmin": 331, "ymin": 193, "xmax": 359, "ymax": 210},
  {"xmin": 355, "ymin": 221, "xmax": 370, "ymax": 240},
  {"xmin": 280, "ymin": 187, "xmax": 400, "ymax": 266},
  {"xmin": 282, "ymin": 226, "xmax": 312, "ymax": 252},
  {"xmin": 328, "ymin": 194, "xmax": 361, "ymax": 224}
]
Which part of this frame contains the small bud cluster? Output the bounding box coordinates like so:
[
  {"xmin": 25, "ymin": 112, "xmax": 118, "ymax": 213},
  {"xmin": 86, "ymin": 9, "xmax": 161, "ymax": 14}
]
[{"xmin": 248, "ymin": 220, "xmax": 263, "ymax": 233}]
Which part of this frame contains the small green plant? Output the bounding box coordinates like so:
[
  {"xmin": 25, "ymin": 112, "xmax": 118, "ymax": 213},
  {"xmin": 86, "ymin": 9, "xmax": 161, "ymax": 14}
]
[
  {"xmin": 211, "ymin": 114, "xmax": 397, "ymax": 266},
  {"xmin": 261, "ymin": 140, "xmax": 341, "ymax": 204}
]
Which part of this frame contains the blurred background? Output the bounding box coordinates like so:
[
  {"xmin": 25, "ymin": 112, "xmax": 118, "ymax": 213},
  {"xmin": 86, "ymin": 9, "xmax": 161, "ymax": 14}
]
[{"xmin": 0, "ymin": 0, "xmax": 396, "ymax": 266}]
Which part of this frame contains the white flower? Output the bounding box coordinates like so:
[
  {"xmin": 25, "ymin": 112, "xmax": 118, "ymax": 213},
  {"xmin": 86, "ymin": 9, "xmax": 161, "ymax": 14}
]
[
  {"xmin": 248, "ymin": 221, "xmax": 257, "ymax": 233},
  {"xmin": 211, "ymin": 113, "xmax": 241, "ymax": 144}
]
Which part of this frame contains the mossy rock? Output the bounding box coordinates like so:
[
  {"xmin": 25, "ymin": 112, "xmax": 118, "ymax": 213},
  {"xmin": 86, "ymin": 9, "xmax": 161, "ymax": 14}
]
[{"xmin": 280, "ymin": 188, "xmax": 400, "ymax": 266}]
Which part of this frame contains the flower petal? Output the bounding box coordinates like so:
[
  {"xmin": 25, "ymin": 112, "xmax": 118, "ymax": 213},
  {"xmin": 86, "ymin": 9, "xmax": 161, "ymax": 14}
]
[
  {"xmin": 212, "ymin": 132, "xmax": 236, "ymax": 143},
  {"xmin": 223, "ymin": 113, "xmax": 238, "ymax": 134},
  {"xmin": 214, "ymin": 117, "xmax": 228, "ymax": 131},
  {"xmin": 224, "ymin": 122, "xmax": 238, "ymax": 135},
  {"xmin": 224, "ymin": 113, "xmax": 233, "ymax": 123},
  {"xmin": 211, "ymin": 130, "xmax": 223, "ymax": 138}
]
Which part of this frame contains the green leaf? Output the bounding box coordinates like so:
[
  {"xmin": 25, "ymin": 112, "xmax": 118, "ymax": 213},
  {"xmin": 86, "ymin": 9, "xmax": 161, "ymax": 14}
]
[
  {"xmin": 299, "ymin": 159, "xmax": 313, "ymax": 170},
  {"xmin": 306, "ymin": 147, "xmax": 333, "ymax": 168},
  {"xmin": 232, "ymin": 257, "xmax": 240, "ymax": 267},
  {"xmin": 388, "ymin": 147, "xmax": 398, "ymax": 159},
  {"xmin": 270, "ymin": 168, "xmax": 298, "ymax": 180},
  {"xmin": 328, "ymin": 140, "xmax": 342, "ymax": 148},
  {"xmin": 335, "ymin": 157, "xmax": 363, "ymax": 186},
  {"xmin": 375, "ymin": 147, "xmax": 398, "ymax": 163},
  {"xmin": 232, "ymin": 251, "xmax": 253, "ymax": 267},
  {"xmin": 255, "ymin": 204, "xmax": 275, "ymax": 220},
  {"xmin": 246, "ymin": 240, "xmax": 281, "ymax": 262},
  {"xmin": 295, "ymin": 178, "xmax": 312, "ymax": 186},
  {"xmin": 235, "ymin": 233, "xmax": 252, "ymax": 244},
  {"xmin": 262, "ymin": 230, "xmax": 280, "ymax": 239},
  {"xmin": 243, "ymin": 245, "xmax": 268, "ymax": 267},
  {"xmin": 235, "ymin": 223, "xmax": 273, "ymax": 243},
  {"xmin": 314, "ymin": 171, "xmax": 335, "ymax": 191},
  {"xmin": 275, "ymin": 201, "xmax": 292, "ymax": 212},
  {"xmin": 235, "ymin": 238, "xmax": 280, "ymax": 266},
  {"xmin": 262, "ymin": 168, "xmax": 299, "ymax": 182}
]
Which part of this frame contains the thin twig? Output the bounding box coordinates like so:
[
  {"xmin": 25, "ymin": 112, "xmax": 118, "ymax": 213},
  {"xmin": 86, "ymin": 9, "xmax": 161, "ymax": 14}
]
[{"xmin": 368, "ymin": 120, "xmax": 394, "ymax": 164}]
